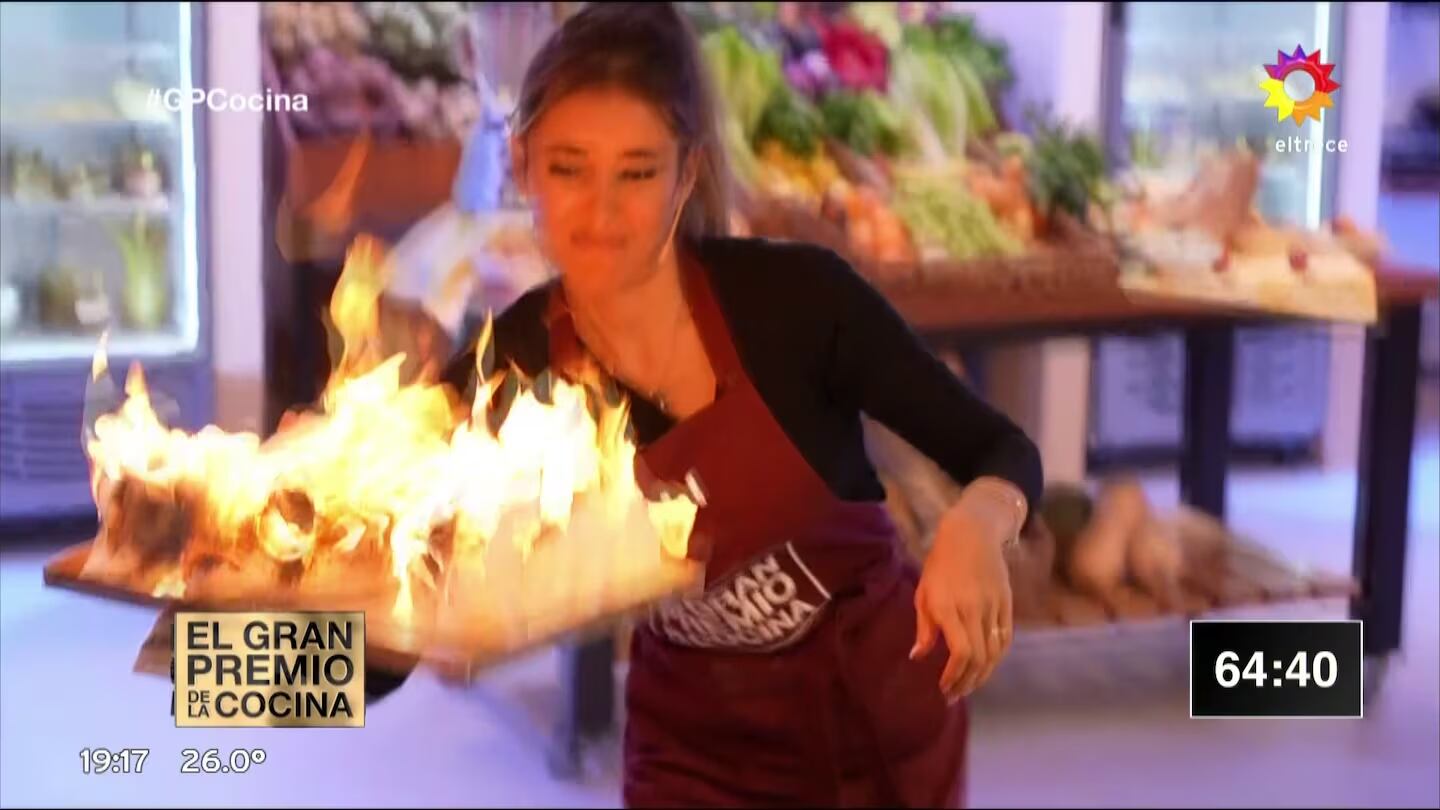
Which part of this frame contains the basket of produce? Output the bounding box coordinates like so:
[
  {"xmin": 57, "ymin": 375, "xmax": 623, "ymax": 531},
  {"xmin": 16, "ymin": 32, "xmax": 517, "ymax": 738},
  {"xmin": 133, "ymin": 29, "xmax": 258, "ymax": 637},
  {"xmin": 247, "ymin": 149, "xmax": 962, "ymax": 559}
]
[{"xmin": 700, "ymin": 6, "xmax": 1118, "ymax": 293}]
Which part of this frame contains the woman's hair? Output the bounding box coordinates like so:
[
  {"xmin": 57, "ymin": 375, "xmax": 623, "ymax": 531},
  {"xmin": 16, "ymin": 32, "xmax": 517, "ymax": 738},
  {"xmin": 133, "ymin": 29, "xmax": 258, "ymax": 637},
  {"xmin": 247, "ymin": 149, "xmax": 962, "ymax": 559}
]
[{"xmin": 513, "ymin": 2, "xmax": 730, "ymax": 240}]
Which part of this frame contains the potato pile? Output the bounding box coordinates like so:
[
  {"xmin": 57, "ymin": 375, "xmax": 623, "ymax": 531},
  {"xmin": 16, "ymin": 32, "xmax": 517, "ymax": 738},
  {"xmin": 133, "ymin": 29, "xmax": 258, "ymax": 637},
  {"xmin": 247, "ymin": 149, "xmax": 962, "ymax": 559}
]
[{"xmin": 1037, "ymin": 480, "xmax": 1229, "ymax": 615}]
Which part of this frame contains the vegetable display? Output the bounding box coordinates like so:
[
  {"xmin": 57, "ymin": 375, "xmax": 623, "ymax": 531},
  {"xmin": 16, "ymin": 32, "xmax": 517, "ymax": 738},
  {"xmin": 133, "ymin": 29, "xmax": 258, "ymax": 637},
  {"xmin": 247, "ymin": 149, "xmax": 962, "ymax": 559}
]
[
  {"xmin": 818, "ymin": 19, "xmax": 890, "ymax": 94},
  {"xmin": 818, "ymin": 92, "xmax": 904, "ymax": 158},
  {"xmin": 285, "ymin": 48, "xmax": 403, "ymax": 137},
  {"xmin": 964, "ymin": 154, "xmax": 1037, "ymax": 241},
  {"xmin": 822, "ymin": 182, "xmax": 916, "ymax": 264},
  {"xmin": 756, "ymin": 140, "xmax": 839, "ymax": 204},
  {"xmin": 886, "ymin": 46, "xmax": 968, "ymax": 162},
  {"xmin": 903, "ymin": 16, "xmax": 1013, "ymax": 97},
  {"xmin": 701, "ymin": 27, "xmax": 784, "ymax": 140},
  {"xmin": 265, "ymin": 2, "xmax": 372, "ymax": 64},
  {"xmin": 264, "ymin": 2, "xmax": 479, "ymax": 141},
  {"xmin": 754, "ymin": 89, "xmax": 825, "ymax": 159},
  {"xmin": 847, "ymin": 1, "xmax": 905, "ymax": 51},
  {"xmin": 696, "ymin": 3, "xmax": 1114, "ymax": 273},
  {"xmin": 700, "ymin": 26, "xmax": 784, "ymax": 188},
  {"xmin": 897, "ymin": 21, "xmax": 1000, "ymax": 142},
  {"xmin": 1024, "ymin": 113, "xmax": 1110, "ymax": 226},
  {"xmin": 361, "ymin": 1, "xmax": 473, "ymax": 81},
  {"xmin": 892, "ymin": 169, "xmax": 1023, "ymax": 261}
]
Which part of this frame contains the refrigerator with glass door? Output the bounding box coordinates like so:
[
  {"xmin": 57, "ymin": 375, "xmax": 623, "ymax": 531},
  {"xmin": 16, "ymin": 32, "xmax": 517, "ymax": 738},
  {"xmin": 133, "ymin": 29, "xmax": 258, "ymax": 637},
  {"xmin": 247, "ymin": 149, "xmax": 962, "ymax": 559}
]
[
  {"xmin": 1091, "ymin": 1, "xmax": 1345, "ymax": 465},
  {"xmin": 0, "ymin": 2, "xmax": 213, "ymax": 521}
]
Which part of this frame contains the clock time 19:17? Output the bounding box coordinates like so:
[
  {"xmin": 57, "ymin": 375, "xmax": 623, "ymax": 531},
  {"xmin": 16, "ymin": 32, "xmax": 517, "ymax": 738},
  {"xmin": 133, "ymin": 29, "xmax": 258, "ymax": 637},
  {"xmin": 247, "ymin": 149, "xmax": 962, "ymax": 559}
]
[{"xmin": 80, "ymin": 748, "xmax": 150, "ymax": 774}]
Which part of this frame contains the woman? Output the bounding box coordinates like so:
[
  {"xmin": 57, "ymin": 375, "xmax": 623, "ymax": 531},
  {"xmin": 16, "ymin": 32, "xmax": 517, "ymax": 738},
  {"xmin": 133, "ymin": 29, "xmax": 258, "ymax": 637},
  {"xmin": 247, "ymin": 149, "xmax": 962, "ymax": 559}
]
[{"xmin": 436, "ymin": 4, "xmax": 1041, "ymax": 806}]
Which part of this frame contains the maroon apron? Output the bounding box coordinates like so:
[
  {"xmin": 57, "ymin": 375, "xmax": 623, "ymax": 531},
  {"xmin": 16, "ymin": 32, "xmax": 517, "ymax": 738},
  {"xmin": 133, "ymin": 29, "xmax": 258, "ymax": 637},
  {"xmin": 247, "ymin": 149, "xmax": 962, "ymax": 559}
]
[{"xmin": 545, "ymin": 253, "xmax": 968, "ymax": 808}]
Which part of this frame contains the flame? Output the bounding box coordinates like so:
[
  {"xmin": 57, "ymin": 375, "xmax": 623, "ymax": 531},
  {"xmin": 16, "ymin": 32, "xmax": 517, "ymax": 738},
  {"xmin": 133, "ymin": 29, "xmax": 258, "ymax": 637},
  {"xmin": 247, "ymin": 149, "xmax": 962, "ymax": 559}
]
[{"xmin": 84, "ymin": 235, "xmax": 698, "ymax": 632}]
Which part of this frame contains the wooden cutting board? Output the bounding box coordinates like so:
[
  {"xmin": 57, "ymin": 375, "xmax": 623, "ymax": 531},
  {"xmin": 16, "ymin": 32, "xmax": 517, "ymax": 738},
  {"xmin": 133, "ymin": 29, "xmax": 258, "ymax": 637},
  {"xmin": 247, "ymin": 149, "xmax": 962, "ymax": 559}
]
[
  {"xmin": 44, "ymin": 539, "xmax": 697, "ymax": 677},
  {"xmin": 44, "ymin": 540, "xmax": 423, "ymax": 674}
]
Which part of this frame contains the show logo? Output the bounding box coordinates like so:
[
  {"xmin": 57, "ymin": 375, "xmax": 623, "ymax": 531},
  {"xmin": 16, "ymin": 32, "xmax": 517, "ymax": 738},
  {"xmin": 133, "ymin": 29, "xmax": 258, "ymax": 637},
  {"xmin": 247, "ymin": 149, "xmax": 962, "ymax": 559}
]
[{"xmin": 172, "ymin": 611, "xmax": 365, "ymax": 728}]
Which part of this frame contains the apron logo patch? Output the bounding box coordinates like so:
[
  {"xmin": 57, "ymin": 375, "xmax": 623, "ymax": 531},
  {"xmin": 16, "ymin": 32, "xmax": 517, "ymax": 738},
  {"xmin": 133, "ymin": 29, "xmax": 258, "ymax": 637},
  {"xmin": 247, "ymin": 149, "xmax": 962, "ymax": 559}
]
[{"xmin": 651, "ymin": 543, "xmax": 831, "ymax": 652}]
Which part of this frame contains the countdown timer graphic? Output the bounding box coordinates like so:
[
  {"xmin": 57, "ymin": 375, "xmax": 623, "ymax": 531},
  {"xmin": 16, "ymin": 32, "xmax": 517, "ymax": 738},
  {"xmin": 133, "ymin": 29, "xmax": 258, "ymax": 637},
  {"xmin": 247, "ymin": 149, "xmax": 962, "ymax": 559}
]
[{"xmin": 1259, "ymin": 46, "xmax": 1341, "ymax": 126}]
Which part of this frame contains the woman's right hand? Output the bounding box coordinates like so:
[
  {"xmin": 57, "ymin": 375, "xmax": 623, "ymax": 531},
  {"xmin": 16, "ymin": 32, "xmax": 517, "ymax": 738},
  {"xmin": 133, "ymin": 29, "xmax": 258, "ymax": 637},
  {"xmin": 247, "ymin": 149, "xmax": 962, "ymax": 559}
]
[{"xmin": 912, "ymin": 495, "xmax": 1018, "ymax": 703}]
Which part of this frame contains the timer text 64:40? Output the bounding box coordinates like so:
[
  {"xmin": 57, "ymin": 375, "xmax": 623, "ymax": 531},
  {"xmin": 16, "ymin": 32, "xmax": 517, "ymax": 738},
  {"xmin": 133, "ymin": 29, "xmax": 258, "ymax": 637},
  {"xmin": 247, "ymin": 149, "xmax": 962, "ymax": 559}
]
[{"xmin": 1216, "ymin": 650, "xmax": 1339, "ymax": 688}]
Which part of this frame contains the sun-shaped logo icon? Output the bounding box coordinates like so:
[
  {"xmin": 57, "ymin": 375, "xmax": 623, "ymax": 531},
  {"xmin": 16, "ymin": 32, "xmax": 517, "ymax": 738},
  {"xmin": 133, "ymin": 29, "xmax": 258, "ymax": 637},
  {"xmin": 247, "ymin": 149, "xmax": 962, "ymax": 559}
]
[{"xmin": 1259, "ymin": 46, "xmax": 1341, "ymax": 127}]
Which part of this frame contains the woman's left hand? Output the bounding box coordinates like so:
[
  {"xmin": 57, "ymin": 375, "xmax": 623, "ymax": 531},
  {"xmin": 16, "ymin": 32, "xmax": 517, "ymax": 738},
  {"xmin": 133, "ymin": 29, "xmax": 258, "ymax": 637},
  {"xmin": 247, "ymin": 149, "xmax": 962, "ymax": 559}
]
[{"xmin": 911, "ymin": 505, "xmax": 1014, "ymax": 703}]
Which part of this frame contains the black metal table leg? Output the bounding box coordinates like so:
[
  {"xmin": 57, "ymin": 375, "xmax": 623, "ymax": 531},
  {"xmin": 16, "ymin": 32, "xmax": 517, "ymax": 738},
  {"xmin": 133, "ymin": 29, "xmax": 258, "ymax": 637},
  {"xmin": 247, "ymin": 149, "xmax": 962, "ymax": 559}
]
[
  {"xmin": 550, "ymin": 633, "xmax": 616, "ymax": 779},
  {"xmin": 1351, "ymin": 304, "xmax": 1423, "ymax": 657},
  {"xmin": 572, "ymin": 633, "xmax": 616, "ymax": 736},
  {"xmin": 1181, "ymin": 325, "xmax": 1236, "ymax": 518}
]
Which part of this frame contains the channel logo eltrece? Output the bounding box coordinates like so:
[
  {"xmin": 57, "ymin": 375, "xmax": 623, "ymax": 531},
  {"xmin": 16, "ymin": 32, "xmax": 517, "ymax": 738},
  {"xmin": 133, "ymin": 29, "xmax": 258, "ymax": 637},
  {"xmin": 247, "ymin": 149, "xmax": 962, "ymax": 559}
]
[{"xmin": 1259, "ymin": 46, "xmax": 1341, "ymax": 127}]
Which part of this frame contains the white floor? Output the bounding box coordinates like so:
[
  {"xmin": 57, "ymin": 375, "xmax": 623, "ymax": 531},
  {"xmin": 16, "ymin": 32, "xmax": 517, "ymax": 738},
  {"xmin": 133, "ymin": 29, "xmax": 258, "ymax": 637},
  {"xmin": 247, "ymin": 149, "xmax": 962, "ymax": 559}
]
[{"xmin": 3, "ymin": 393, "xmax": 1437, "ymax": 809}]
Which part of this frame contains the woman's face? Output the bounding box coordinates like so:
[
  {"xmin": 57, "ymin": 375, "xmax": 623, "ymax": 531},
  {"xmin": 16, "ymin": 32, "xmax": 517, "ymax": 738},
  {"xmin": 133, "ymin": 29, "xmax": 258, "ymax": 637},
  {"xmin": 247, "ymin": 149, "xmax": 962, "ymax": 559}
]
[{"xmin": 515, "ymin": 86, "xmax": 693, "ymax": 296}]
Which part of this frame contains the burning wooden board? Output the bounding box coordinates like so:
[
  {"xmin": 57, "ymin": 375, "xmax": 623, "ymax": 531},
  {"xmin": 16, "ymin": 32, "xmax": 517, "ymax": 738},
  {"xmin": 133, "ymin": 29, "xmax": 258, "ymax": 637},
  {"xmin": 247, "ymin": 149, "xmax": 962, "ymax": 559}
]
[
  {"xmin": 45, "ymin": 541, "xmax": 422, "ymax": 674},
  {"xmin": 73, "ymin": 368, "xmax": 701, "ymax": 666},
  {"xmin": 419, "ymin": 489, "xmax": 702, "ymax": 666},
  {"xmin": 59, "ymin": 234, "xmax": 703, "ymax": 671},
  {"xmin": 81, "ymin": 406, "xmax": 415, "ymax": 608},
  {"xmin": 48, "ymin": 497, "xmax": 701, "ymax": 674}
]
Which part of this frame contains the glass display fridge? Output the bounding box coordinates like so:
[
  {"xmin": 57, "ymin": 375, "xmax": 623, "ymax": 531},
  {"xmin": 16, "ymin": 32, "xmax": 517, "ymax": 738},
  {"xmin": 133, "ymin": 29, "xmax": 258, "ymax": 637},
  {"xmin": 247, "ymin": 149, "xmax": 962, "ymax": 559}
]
[
  {"xmin": 1090, "ymin": 1, "xmax": 1343, "ymax": 464},
  {"xmin": 0, "ymin": 2, "xmax": 212, "ymax": 521}
]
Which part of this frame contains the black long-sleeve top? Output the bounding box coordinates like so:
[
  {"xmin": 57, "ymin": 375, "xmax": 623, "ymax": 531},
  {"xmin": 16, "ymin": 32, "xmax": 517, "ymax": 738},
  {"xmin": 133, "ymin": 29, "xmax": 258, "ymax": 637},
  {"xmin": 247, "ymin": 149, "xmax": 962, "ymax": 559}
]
[{"xmin": 443, "ymin": 237, "xmax": 1043, "ymax": 509}]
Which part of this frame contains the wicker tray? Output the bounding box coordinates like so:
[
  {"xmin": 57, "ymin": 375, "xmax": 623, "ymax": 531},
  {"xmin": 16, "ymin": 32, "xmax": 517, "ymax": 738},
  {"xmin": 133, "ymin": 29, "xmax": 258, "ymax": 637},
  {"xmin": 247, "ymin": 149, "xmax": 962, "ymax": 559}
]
[{"xmin": 740, "ymin": 193, "xmax": 1121, "ymax": 294}]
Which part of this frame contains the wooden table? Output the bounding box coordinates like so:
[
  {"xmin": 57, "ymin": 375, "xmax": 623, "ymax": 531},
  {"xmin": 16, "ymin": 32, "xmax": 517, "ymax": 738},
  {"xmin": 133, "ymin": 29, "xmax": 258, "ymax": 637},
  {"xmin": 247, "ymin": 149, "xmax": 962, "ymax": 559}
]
[{"xmin": 555, "ymin": 265, "xmax": 1437, "ymax": 774}]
